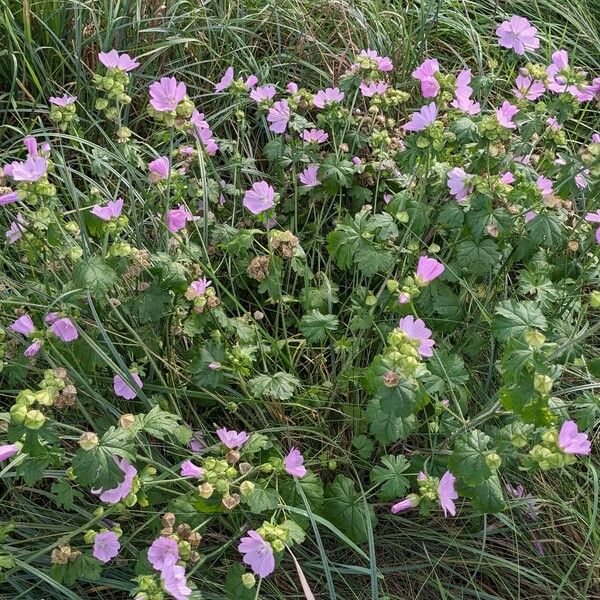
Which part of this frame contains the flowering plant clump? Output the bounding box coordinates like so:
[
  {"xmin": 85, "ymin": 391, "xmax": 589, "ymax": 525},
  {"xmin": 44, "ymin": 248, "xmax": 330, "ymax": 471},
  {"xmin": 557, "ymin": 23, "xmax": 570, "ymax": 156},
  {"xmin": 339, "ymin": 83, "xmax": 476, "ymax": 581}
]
[{"xmin": 0, "ymin": 16, "xmax": 599, "ymax": 598}]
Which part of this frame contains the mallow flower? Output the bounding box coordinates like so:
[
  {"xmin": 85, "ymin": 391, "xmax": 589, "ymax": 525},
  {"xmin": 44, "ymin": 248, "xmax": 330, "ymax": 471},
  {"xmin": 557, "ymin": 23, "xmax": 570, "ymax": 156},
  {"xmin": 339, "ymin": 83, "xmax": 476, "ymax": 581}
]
[
  {"xmin": 216, "ymin": 427, "xmax": 249, "ymax": 449},
  {"xmin": 243, "ymin": 181, "xmax": 275, "ymax": 215},
  {"xmin": 313, "ymin": 87, "xmax": 344, "ymax": 108},
  {"xmin": 98, "ymin": 49, "xmax": 139, "ymax": 71},
  {"xmin": 49, "ymin": 318, "xmax": 78, "ymax": 342},
  {"xmin": 358, "ymin": 49, "xmax": 393, "ymax": 72},
  {"xmin": 10, "ymin": 314, "xmax": 35, "ymax": 336},
  {"xmin": 447, "ymin": 167, "xmax": 473, "ymax": 201},
  {"xmin": 161, "ymin": 562, "xmax": 192, "ymax": 600},
  {"xmin": 301, "ymin": 128, "xmax": 328, "ymax": 144},
  {"xmin": 513, "ymin": 75, "xmax": 545, "ymax": 100},
  {"xmin": 536, "ymin": 175, "xmax": 553, "ymax": 197},
  {"xmin": 7, "ymin": 156, "xmax": 48, "ymax": 182},
  {"xmin": 359, "ymin": 81, "xmax": 388, "ymax": 97},
  {"xmin": 250, "ymin": 85, "xmax": 276, "ymax": 102},
  {"xmin": 214, "ymin": 67, "xmax": 234, "ymax": 93},
  {"xmin": 149, "ymin": 77, "xmax": 187, "ymax": 112},
  {"xmin": 49, "ymin": 94, "xmax": 77, "ymax": 106},
  {"xmin": 148, "ymin": 156, "xmax": 171, "ymax": 182},
  {"xmin": 403, "ymin": 102, "xmax": 437, "ymax": 132},
  {"xmin": 0, "ymin": 443, "xmax": 20, "ymax": 461},
  {"xmin": 180, "ymin": 460, "xmax": 204, "ymax": 478},
  {"xmin": 0, "ymin": 190, "xmax": 19, "ymax": 205},
  {"xmin": 148, "ymin": 536, "xmax": 180, "ymax": 571},
  {"xmin": 266, "ymin": 100, "xmax": 290, "ymax": 134},
  {"xmin": 496, "ymin": 100, "xmax": 519, "ymax": 128},
  {"xmin": 91, "ymin": 198, "xmax": 124, "ymax": 221},
  {"xmin": 166, "ymin": 205, "xmax": 194, "ymax": 233},
  {"xmin": 496, "ymin": 16, "xmax": 540, "ymax": 55},
  {"xmin": 557, "ymin": 420, "xmax": 591, "ymax": 455},
  {"xmin": 398, "ymin": 315, "xmax": 435, "ymax": 357},
  {"xmin": 6, "ymin": 213, "xmax": 26, "ymax": 244},
  {"xmin": 238, "ymin": 530, "xmax": 275, "ymax": 578},
  {"xmin": 283, "ymin": 448, "xmax": 307, "ymax": 477},
  {"xmin": 415, "ymin": 256, "xmax": 444, "ymax": 286},
  {"xmin": 24, "ymin": 340, "xmax": 42, "ymax": 357},
  {"xmin": 438, "ymin": 470, "xmax": 458, "ymax": 517},
  {"xmin": 93, "ymin": 531, "xmax": 120, "ymax": 563},
  {"xmin": 298, "ymin": 165, "xmax": 319, "ymax": 188},
  {"xmin": 412, "ymin": 59, "xmax": 440, "ymax": 98},
  {"xmin": 391, "ymin": 494, "xmax": 419, "ymax": 514},
  {"xmin": 113, "ymin": 372, "xmax": 143, "ymax": 400},
  {"xmin": 92, "ymin": 457, "xmax": 137, "ymax": 504}
]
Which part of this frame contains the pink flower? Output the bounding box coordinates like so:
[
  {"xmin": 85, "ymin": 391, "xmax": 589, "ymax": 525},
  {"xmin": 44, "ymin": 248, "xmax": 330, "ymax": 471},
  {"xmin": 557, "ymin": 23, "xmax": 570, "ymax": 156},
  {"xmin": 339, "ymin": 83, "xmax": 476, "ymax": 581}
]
[
  {"xmin": 243, "ymin": 181, "xmax": 275, "ymax": 215},
  {"xmin": 536, "ymin": 175, "xmax": 553, "ymax": 197},
  {"xmin": 352, "ymin": 157, "xmax": 362, "ymax": 166},
  {"xmin": 216, "ymin": 427, "xmax": 249, "ymax": 449},
  {"xmin": 575, "ymin": 169, "xmax": 590, "ymax": 189},
  {"xmin": 245, "ymin": 74, "xmax": 259, "ymax": 89},
  {"xmin": 238, "ymin": 530, "xmax": 275, "ymax": 578},
  {"xmin": 149, "ymin": 77, "xmax": 187, "ymax": 112},
  {"xmin": 148, "ymin": 536, "xmax": 180, "ymax": 571},
  {"xmin": 161, "ymin": 562, "xmax": 191, "ymax": 600},
  {"xmin": 92, "ymin": 457, "xmax": 137, "ymax": 503},
  {"xmin": 166, "ymin": 205, "xmax": 193, "ymax": 233},
  {"xmin": 513, "ymin": 75, "xmax": 545, "ymax": 100},
  {"xmin": 189, "ymin": 431, "xmax": 205, "ymax": 453},
  {"xmin": 584, "ymin": 210, "xmax": 600, "ymax": 223},
  {"xmin": 0, "ymin": 444, "xmax": 19, "ymax": 461},
  {"xmin": 438, "ymin": 470, "xmax": 458, "ymax": 517},
  {"xmin": 267, "ymin": 100, "xmax": 290, "ymax": 134},
  {"xmin": 525, "ymin": 210, "xmax": 537, "ymax": 223},
  {"xmin": 24, "ymin": 340, "xmax": 42, "ymax": 357},
  {"xmin": 8, "ymin": 156, "xmax": 47, "ymax": 182},
  {"xmin": 596, "ymin": 228, "xmax": 600, "ymax": 246},
  {"xmin": 592, "ymin": 133, "xmax": 600, "ymax": 144},
  {"xmin": 398, "ymin": 315, "xmax": 435, "ymax": 357},
  {"xmin": 546, "ymin": 117, "xmax": 561, "ymax": 130},
  {"xmin": 98, "ymin": 49, "xmax": 139, "ymax": 72},
  {"xmin": 50, "ymin": 318, "xmax": 78, "ymax": 342},
  {"xmin": 455, "ymin": 69, "xmax": 473, "ymax": 97},
  {"xmin": 93, "ymin": 531, "xmax": 120, "ymax": 563},
  {"xmin": 188, "ymin": 277, "xmax": 212, "ymax": 297},
  {"xmin": 148, "ymin": 157, "xmax": 170, "ymax": 181},
  {"xmin": 113, "ymin": 372, "xmax": 143, "ymax": 400},
  {"xmin": 450, "ymin": 94, "xmax": 481, "ymax": 115},
  {"xmin": 0, "ymin": 190, "xmax": 19, "ymax": 205},
  {"xmin": 496, "ymin": 101, "xmax": 519, "ymax": 129},
  {"xmin": 91, "ymin": 198, "xmax": 124, "ymax": 221},
  {"xmin": 301, "ymin": 128, "xmax": 328, "ymax": 144},
  {"xmin": 250, "ymin": 85, "xmax": 276, "ymax": 102},
  {"xmin": 391, "ymin": 495, "xmax": 418, "ymax": 514},
  {"xmin": 558, "ymin": 420, "xmax": 591, "ymax": 455},
  {"xmin": 215, "ymin": 67, "xmax": 234, "ymax": 93},
  {"xmin": 412, "ymin": 59, "xmax": 440, "ymax": 98},
  {"xmin": 500, "ymin": 172, "xmax": 515, "ymax": 185},
  {"xmin": 10, "ymin": 314, "xmax": 35, "ymax": 336},
  {"xmin": 546, "ymin": 50, "xmax": 571, "ymax": 94},
  {"xmin": 23, "ymin": 136, "xmax": 38, "ymax": 156},
  {"xmin": 287, "ymin": 82, "xmax": 299, "ymax": 94},
  {"xmin": 194, "ymin": 124, "xmax": 219, "ymax": 155},
  {"xmin": 496, "ymin": 16, "xmax": 540, "ymax": 55},
  {"xmin": 398, "ymin": 292, "xmax": 410, "ymax": 304},
  {"xmin": 313, "ymin": 87, "xmax": 344, "ymax": 108},
  {"xmin": 45, "ymin": 312, "xmax": 60, "ymax": 325},
  {"xmin": 6, "ymin": 213, "xmax": 26, "ymax": 244},
  {"xmin": 299, "ymin": 165, "xmax": 319, "ymax": 188},
  {"xmin": 358, "ymin": 49, "xmax": 393, "ymax": 72},
  {"xmin": 451, "ymin": 70, "xmax": 481, "ymax": 115},
  {"xmin": 180, "ymin": 460, "xmax": 204, "ymax": 478},
  {"xmin": 383, "ymin": 193, "xmax": 392, "ymax": 204},
  {"xmin": 283, "ymin": 448, "xmax": 307, "ymax": 477},
  {"xmin": 447, "ymin": 167, "xmax": 473, "ymax": 201},
  {"xmin": 359, "ymin": 81, "xmax": 388, "ymax": 97},
  {"xmin": 415, "ymin": 255, "xmax": 444, "ymax": 285},
  {"xmin": 403, "ymin": 102, "xmax": 437, "ymax": 132},
  {"xmin": 49, "ymin": 94, "xmax": 77, "ymax": 106}
]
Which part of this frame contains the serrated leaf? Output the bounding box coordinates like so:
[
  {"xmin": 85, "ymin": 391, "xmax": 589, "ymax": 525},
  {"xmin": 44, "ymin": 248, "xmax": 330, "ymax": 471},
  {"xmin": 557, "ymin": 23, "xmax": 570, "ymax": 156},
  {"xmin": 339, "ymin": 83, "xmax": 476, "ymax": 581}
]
[
  {"xmin": 73, "ymin": 256, "xmax": 117, "ymax": 299},
  {"xmin": 492, "ymin": 300, "xmax": 547, "ymax": 342},
  {"xmin": 141, "ymin": 405, "xmax": 182, "ymax": 440},
  {"xmin": 248, "ymin": 371, "xmax": 300, "ymax": 400},
  {"xmin": 51, "ymin": 480, "xmax": 84, "ymax": 510},
  {"xmin": 225, "ymin": 564, "xmax": 255, "ymax": 600},
  {"xmin": 245, "ymin": 485, "xmax": 279, "ymax": 514},
  {"xmin": 471, "ymin": 474, "xmax": 505, "ymax": 513},
  {"xmin": 300, "ymin": 310, "xmax": 339, "ymax": 343},
  {"xmin": 280, "ymin": 472, "xmax": 324, "ymax": 512},
  {"xmin": 370, "ymin": 455, "xmax": 410, "ymax": 501},
  {"xmin": 448, "ymin": 430, "xmax": 493, "ymax": 485},
  {"xmin": 189, "ymin": 342, "xmax": 226, "ymax": 388},
  {"xmin": 455, "ymin": 238, "xmax": 500, "ymax": 275},
  {"xmin": 366, "ymin": 399, "xmax": 417, "ymax": 444},
  {"xmin": 133, "ymin": 285, "xmax": 172, "ymax": 323}
]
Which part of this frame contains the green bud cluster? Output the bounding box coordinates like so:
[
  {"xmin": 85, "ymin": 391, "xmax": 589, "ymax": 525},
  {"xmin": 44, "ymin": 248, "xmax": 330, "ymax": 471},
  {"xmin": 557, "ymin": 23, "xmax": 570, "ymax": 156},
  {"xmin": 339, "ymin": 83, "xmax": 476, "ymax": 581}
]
[
  {"xmin": 49, "ymin": 103, "xmax": 77, "ymax": 132},
  {"xmin": 147, "ymin": 97, "xmax": 195, "ymax": 129},
  {"xmin": 384, "ymin": 328, "xmax": 422, "ymax": 376}
]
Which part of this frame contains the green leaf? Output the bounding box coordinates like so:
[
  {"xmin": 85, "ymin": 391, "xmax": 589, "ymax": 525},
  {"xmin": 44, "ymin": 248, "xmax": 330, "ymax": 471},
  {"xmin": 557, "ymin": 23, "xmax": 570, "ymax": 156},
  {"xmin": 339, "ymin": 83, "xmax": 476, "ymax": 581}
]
[
  {"xmin": 280, "ymin": 472, "xmax": 325, "ymax": 512},
  {"xmin": 133, "ymin": 285, "xmax": 172, "ymax": 323},
  {"xmin": 492, "ymin": 300, "xmax": 547, "ymax": 342},
  {"xmin": 245, "ymin": 485, "xmax": 279, "ymax": 514},
  {"xmin": 225, "ymin": 564, "xmax": 256, "ymax": 600},
  {"xmin": 189, "ymin": 342, "xmax": 226, "ymax": 388},
  {"xmin": 51, "ymin": 554, "xmax": 101, "ymax": 585},
  {"xmin": 471, "ymin": 474, "xmax": 505, "ymax": 513},
  {"xmin": 300, "ymin": 310, "xmax": 339, "ymax": 343},
  {"xmin": 366, "ymin": 399, "xmax": 417, "ymax": 444},
  {"xmin": 318, "ymin": 154, "xmax": 354, "ymax": 194},
  {"xmin": 140, "ymin": 405, "xmax": 184, "ymax": 441},
  {"xmin": 352, "ymin": 435, "xmax": 374, "ymax": 460},
  {"xmin": 423, "ymin": 350, "xmax": 468, "ymax": 395},
  {"xmin": 282, "ymin": 518, "xmax": 306, "ymax": 544},
  {"xmin": 370, "ymin": 455, "xmax": 410, "ymax": 501},
  {"xmin": 365, "ymin": 356, "xmax": 417, "ymax": 417},
  {"xmin": 448, "ymin": 430, "xmax": 493, "ymax": 485},
  {"xmin": 73, "ymin": 256, "xmax": 117, "ymax": 299},
  {"xmin": 51, "ymin": 480, "xmax": 84, "ymax": 510},
  {"xmin": 248, "ymin": 372, "xmax": 301, "ymax": 400},
  {"xmin": 242, "ymin": 432, "xmax": 272, "ymax": 455},
  {"xmin": 455, "ymin": 239, "xmax": 500, "ymax": 275},
  {"xmin": 323, "ymin": 475, "xmax": 377, "ymax": 544},
  {"xmin": 527, "ymin": 212, "xmax": 563, "ymax": 246}
]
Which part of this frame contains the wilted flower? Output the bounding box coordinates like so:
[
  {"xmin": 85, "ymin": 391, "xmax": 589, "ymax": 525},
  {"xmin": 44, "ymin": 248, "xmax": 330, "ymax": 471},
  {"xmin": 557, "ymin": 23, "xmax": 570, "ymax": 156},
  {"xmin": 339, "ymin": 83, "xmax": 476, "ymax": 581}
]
[
  {"xmin": 49, "ymin": 94, "xmax": 77, "ymax": 106},
  {"xmin": 266, "ymin": 100, "xmax": 290, "ymax": 134},
  {"xmin": 313, "ymin": 87, "xmax": 344, "ymax": 108},
  {"xmin": 238, "ymin": 530, "xmax": 275, "ymax": 578},
  {"xmin": 0, "ymin": 444, "xmax": 19, "ymax": 461},
  {"xmin": 180, "ymin": 460, "xmax": 204, "ymax": 478},
  {"xmin": 148, "ymin": 536, "xmax": 180, "ymax": 571},
  {"xmin": 250, "ymin": 85, "xmax": 276, "ymax": 102},
  {"xmin": 412, "ymin": 59, "xmax": 440, "ymax": 98},
  {"xmin": 447, "ymin": 167, "xmax": 473, "ymax": 201},
  {"xmin": 92, "ymin": 457, "xmax": 137, "ymax": 503},
  {"xmin": 438, "ymin": 470, "xmax": 458, "ymax": 516},
  {"xmin": 513, "ymin": 75, "xmax": 545, "ymax": 100},
  {"xmin": 149, "ymin": 77, "xmax": 187, "ymax": 112},
  {"xmin": 403, "ymin": 102, "xmax": 437, "ymax": 132},
  {"xmin": 243, "ymin": 181, "xmax": 275, "ymax": 215},
  {"xmin": 398, "ymin": 315, "xmax": 435, "ymax": 357},
  {"xmin": 0, "ymin": 190, "xmax": 19, "ymax": 205},
  {"xmin": 189, "ymin": 431, "xmax": 205, "ymax": 453},
  {"xmin": 98, "ymin": 49, "xmax": 139, "ymax": 71},
  {"xmin": 415, "ymin": 255, "xmax": 444, "ymax": 286},
  {"xmin": 391, "ymin": 494, "xmax": 419, "ymax": 514},
  {"xmin": 10, "ymin": 314, "xmax": 35, "ymax": 336},
  {"xmin": 575, "ymin": 168, "xmax": 590, "ymax": 189},
  {"xmin": 113, "ymin": 372, "xmax": 143, "ymax": 400},
  {"xmin": 287, "ymin": 82, "xmax": 299, "ymax": 94},
  {"xmin": 283, "ymin": 448, "xmax": 307, "ymax": 477},
  {"xmin": 298, "ymin": 165, "xmax": 319, "ymax": 188},
  {"xmin": 93, "ymin": 531, "xmax": 120, "ymax": 563},
  {"xmin": 496, "ymin": 16, "xmax": 540, "ymax": 55},
  {"xmin": 214, "ymin": 67, "xmax": 234, "ymax": 93},
  {"xmin": 557, "ymin": 420, "xmax": 591, "ymax": 455},
  {"xmin": 216, "ymin": 427, "xmax": 249, "ymax": 449},
  {"xmin": 6, "ymin": 213, "xmax": 26, "ymax": 244},
  {"xmin": 495, "ymin": 100, "xmax": 519, "ymax": 128},
  {"xmin": 91, "ymin": 198, "xmax": 124, "ymax": 221},
  {"xmin": 359, "ymin": 81, "xmax": 388, "ymax": 97},
  {"xmin": 49, "ymin": 318, "xmax": 78, "ymax": 342},
  {"xmin": 301, "ymin": 128, "xmax": 328, "ymax": 144}
]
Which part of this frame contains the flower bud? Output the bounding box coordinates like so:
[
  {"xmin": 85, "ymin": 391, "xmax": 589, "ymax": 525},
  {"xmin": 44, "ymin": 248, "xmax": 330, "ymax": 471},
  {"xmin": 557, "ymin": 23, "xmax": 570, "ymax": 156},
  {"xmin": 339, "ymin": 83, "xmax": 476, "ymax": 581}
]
[
  {"xmin": 241, "ymin": 573, "xmax": 256, "ymax": 589},
  {"xmin": 78, "ymin": 432, "xmax": 99, "ymax": 450},
  {"xmin": 10, "ymin": 403, "xmax": 28, "ymax": 423},
  {"xmin": 533, "ymin": 373, "xmax": 553, "ymax": 395},
  {"xmin": 485, "ymin": 452, "xmax": 502, "ymax": 470},
  {"xmin": 198, "ymin": 482, "xmax": 214, "ymax": 498},
  {"xmin": 271, "ymin": 539, "xmax": 285, "ymax": 552},
  {"xmin": 386, "ymin": 279, "xmax": 399, "ymax": 293},
  {"xmin": 240, "ymin": 480, "xmax": 255, "ymax": 497},
  {"xmin": 24, "ymin": 409, "xmax": 45, "ymax": 429},
  {"xmin": 524, "ymin": 330, "xmax": 545, "ymax": 348},
  {"xmin": 590, "ymin": 291, "xmax": 600, "ymax": 308},
  {"xmin": 83, "ymin": 530, "xmax": 97, "ymax": 544}
]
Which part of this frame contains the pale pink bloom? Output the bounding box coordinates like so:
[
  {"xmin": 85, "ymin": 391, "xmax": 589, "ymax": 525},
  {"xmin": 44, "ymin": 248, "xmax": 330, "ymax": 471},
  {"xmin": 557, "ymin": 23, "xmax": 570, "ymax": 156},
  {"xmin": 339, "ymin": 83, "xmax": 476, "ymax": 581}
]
[
  {"xmin": 403, "ymin": 102, "xmax": 437, "ymax": 132},
  {"xmin": 513, "ymin": 155, "xmax": 531, "ymax": 165},
  {"xmin": 585, "ymin": 210, "xmax": 600, "ymax": 224},
  {"xmin": 161, "ymin": 562, "xmax": 191, "ymax": 600},
  {"xmin": 558, "ymin": 420, "xmax": 591, "ymax": 455},
  {"xmin": 593, "ymin": 133, "xmax": 600, "ymax": 144},
  {"xmin": 8, "ymin": 156, "xmax": 47, "ymax": 182},
  {"xmin": 596, "ymin": 228, "xmax": 600, "ymax": 245},
  {"xmin": 190, "ymin": 109, "xmax": 208, "ymax": 130},
  {"xmin": 447, "ymin": 167, "xmax": 473, "ymax": 201},
  {"xmin": 45, "ymin": 312, "xmax": 60, "ymax": 325},
  {"xmin": 189, "ymin": 431, "xmax": 205, "ymax": 453},
  {"xmin": 166, "ymin": 205, "xmax": 193, "ymax": 233},
  {"xmin": 238, "ymin": 530, "xmax": 275, "ymax": 578},
  {"xmin": 243, "ymin": 181, "xmax": 275, "ymax": 215},
  {"xmin": 24, "ymin": 340, "xmax": 42, "ymax": 357},
  {"xmin": 250, "ymin": 85, "xmax": 276, "ymax": 102},
  {"xmin": 575, "ymin": 169, "xmax": 590, "ymax": 189},
  {"xmin": 536, "ymin": 175, "xmax": 553, "ymax": 197},
  {"xmin": 188, "ymin": 277, "xmax": 212, "ymax": 297},
  {"xmin": 0, "ymin": 444, "xmax": 19, "ymax": 461},
  {"xmin": 180, "ymin": 460, "xmax": 204, "ymax": 478},
  {"xmin": 313, "ymin": 87, "xmax": 344, "ymax": 108},
  {"xmin": 208, "ymin": 362, "xmax": 220, "ymax": 370},
  {"xmin": 148, "ymin": 536, "xmax": 180, "ymax": 571},
  {"xmin": 496, "ymin": 100, "xmax": 519, "ymax": 129},
  {"xmin": 49, "ymin": 94, "xmax": 77, "ymax": 106},
  {"xmin": 50, "ymin": 317, "xmax": 78, "ymax": 341},
  {"xmin": 92, "ymin": 457, "xmax": 137, "ymax": 503},
  {"xmin": 391, "ymin": 496, "xmax": 418, "ymax": 514},
  {"xmin": 438, "ymin": 470, "xmax": 458, "ymax": 517},
  {"xmin": 195, "ymin": 125, "xmax": 219, "ymax": 155},
  {"xmin": 245, "ymin": 74, "xmax": 259, "ymax": 89},
  {"xmin": 6, "ymin": 213, "xmax": 25, "ymax": 244},
  {"xmin": 302, "ymin": 128, "xmax": 328, "ymax": 144},
  {"xmin": 23, "ymin": 136, "xmax": 38, "ymax": 156},
  {"xmin": 10, "ymin": 314, "xmax": 35, "ymax": 335},
  {"xmin": 283, "ymin": 448, "xmax": 307, "ymax": 477},
  {"xmin": 215, "ymin": 67, "xmax": 234, "ymax": 93},
  {"xmin": 216, "ymin": 427, "xmax": 249, "ymax": 449},
  {"xmin": 267, "ymin": 100, "xmax": 290, "ymax": 134},
  {"xmin": 496, "ymin": 16, "xmax": 540, "ymax": 55},
  {"xmin": 398, "ymin": 292, "xmax": 410, "ymax": 304},
  {"xmin": 415, "ymin": 255, "xmax": 444, "ymax": 285},
  {"xmin": 93, "ymin": 531, "xmax": 120, "ymax": 563},
  {"xmin": 525, "ymin": 210, "xmax": 537, "ymax": 223},
  {"xmin": 383, "ymin": 193, "xmax": 392, "ymax": 204},
  {"xmin": 450, "ymin": 94, "xmax": 481, "ymax": 115},
  {"xmin": 299, "ymin": 165, "xmax": 319, "ymax": 188},
  {"xmin": 500, "ymin": 172, "xmax": 515, "ymax": 185},
  {"xmin": 91, "ymin": 198, "xmax": 124, "ymax": 221},
  {"xmin": 359, "ymin": 81, "xmax": 388, "ymax": 97},
  {"xmin": 98, "ymin": 49, "xmax": 139, "ymax": 71},
  {"xmin": 546, "ymin": 117, "xmax": 561, "ymax": 130},
  {"xmin": 359, "ymin": 49, "xmax": 393, "ymax": 72},
  {"xmin": 513, "ymin": 75, "xmax": 545, "ymax": 100},
  {"xmin": 417, "ymin": 471, "xmax": 427, "ymax": 481},
  {"xmin": 412, "ymin": 59, "xmax": 440, "ymax": 97},
  {"xmin": 149, "ymin": 77, "xmax": 187, "ymax": 112},
  {"xmin": 0, "ymin": 190, "xmax": 19, "ymax": 205},
  {"xmin": 546, "ymin": 50, "xmax": 573, "ymax": 94},
  {"xmin": 451, "ymin": 69, "xmax": 480, "ymax": 114},
  {"xmin": 454, "ymin": 69, "xmax": 473, "ymax": 97},
  {"xmin": 398, "ymin": 315, "xmax": 435, "ymax": 357},
  {"xmin": 113, "ymin": 372, "xmax": 143, "ymax": 399},
  {"xmin": 287, "ymin": 82, "xmax": 299, "ymax": 94},
  {"xmin": 352, "ymin": 157, "xmax": 362, "ymax": 166},
  {"xmin": 148, "ymin": 157, "xmax": 170, "ymax": 181}
]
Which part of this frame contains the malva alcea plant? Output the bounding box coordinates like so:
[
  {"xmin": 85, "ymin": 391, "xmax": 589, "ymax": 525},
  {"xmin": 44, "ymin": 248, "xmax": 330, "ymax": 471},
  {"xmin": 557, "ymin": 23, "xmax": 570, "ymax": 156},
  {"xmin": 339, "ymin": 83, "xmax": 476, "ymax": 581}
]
[{"xmin": 0, "ymin": 14, "xmax": 599, "ymax": 599}]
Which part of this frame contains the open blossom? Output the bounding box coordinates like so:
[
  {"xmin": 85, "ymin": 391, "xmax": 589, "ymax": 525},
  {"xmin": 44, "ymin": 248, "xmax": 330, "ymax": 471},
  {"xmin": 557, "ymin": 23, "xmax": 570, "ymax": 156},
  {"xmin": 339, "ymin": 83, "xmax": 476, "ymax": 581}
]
[
  {"xmin": 451, "ymin": 94, "xmax": 480, "ymax": 114},
  {"xmin": 455, "ymin": 69, "xmax": 473, "ymax": 97},
  {"xmin": 215, "ymin": 67, "xmax": 234, "ymax": 92},
  {"xmin": 93, "ymin": 531, "xmax": 120, "ymax": 563},
  {"xmin": 245, "ymin": 74, "xmax": 258, "ymax": 88},
  {"xmin": 161, "ymin": 562, "xmax": 192, "ymax": 600},
  {"xmin": 243, "ymin": 181, "xmax": 275, "ymax": 215},
  {"xmin": 284, "ymin": 448, "xmax": 307, "ymax": 477},
  {"xmin": 412, "ymin": 59, "xmax": 440, "ymax": 98},
  {"xmin": 91, "ymin": 198, "xmax": 124, "ymax": 220},
  {"xmin": 575, "ymin": 168, "xmax": 590, "ymax": 189},
  {"xmin": 500, "ymin": 171, "xmax": 515, "ymax": 185},
  {"xmin": 250, "ymin": 85, "xmax": 276, "ymax": 102},
  {"xmin": 358, "ymin": 49, "xmax": 393, "ymax": 72},
  {"xmin": 546, "ymin": 50, "xmax": 574, "ymax": 94},
  {"xmin": 496, "ymin": 100, "xmax": 519, "ymax": 128},
  {"xmin": 98, "ymin": 49, "xmax": 139, "ymax": 71},
  {"xmin": 415, "ymin": 255, "xmax": 444, "ymax": 286},
  {"xmin": 398, "ymin": 315, "xmax": 435, "ymax": 357},
  {"xmin": 216, "ymin": 427, "xmax": 249, "ymax": 449},
  {"xmin": 302, "ymin": 129, "xmax": 329, "ymax": 146},
  {"xmin": 192, "ymin": 113, "xmax": 219, "ymax": 155},
  {"xmin": 148, "ymin": 536, "xmax": 180, "ymax": 571},
  {"xmin": 558, "ymin": 420, "xmax": 591, "ymax": 455},
  {"xmin": 148, "ymin": 156, "xmax": 171, "ymax": 181},
  {"xmin": 536, "ymin": 175, "xmax": 553, "ymax": 197},
  {"xmin": 391, "ymin": 494, "xmax": 419, "ymax": 514},
  {"xmin": 167, "ymin": 205, "xmax": 194, "ymax": 233},
  {"xmin": 180, "ymin": 460, "xmax": 204, "ymax": 478},
  {"xmin": 7, "ymin": 156, "xmax": 48, "ymax": 182},
  {"xmin": 6, "ymin": 213, "xmax": 25, "ymax": 244},
  {"xmin": 0, "ymin": 444, "xmax": 20, "ymax": 461},
  {"xmin": 10, "ymin": 314, "xmax": 35, "ymax": 336},
  {"xmin": 298, "ymin": 165, "xmax": 319, "ymax": 188},
  {"xmin": 447, "ymin": 167, "xmax": 473, "ymax": 201},
  {"xmin": 93, "ymin": 457, "xmax": 137, "ymax": 503},
  {"xmin": 513, "ymin": 75, "xmax": 545, "ymax": 100},
  {"xmin": 149, "ymin": 77, "xmax": 186, "ymax": 112},
  {"xmin": 451, "ymin": 70, "xmax": 480, "ymax": 114},
  {"xmin": 50, "ymin": 317, "xmax": 78, "ymax": 342},
  {"xmin": 113, "ymin": 372, "xmax": 143, "ymax": 399},
  {"xmin": 187, "ymin": 277, "xmax": 212, "ymax": 298},
  {"xmin": 360, "ymin": 81, "xmax": 388, "ymax": 97},
  {"xmin": 585, "ymin": 210, "xmax": 600, "ymax": 223},
  {"xmin": 546, "ymin": 116, "xmax": 561, "ymax": 130},
  {"xmin": 238, "ymin": 530, "xmax": 275, "ymax": 578},
  {"xmin": 313, "ymin": 87, "xmax": 344, "ymax": 108},
  {"xmin": 266, "ymin": 100, "xmax": 290, "ymax": 134},
  {"xmin": 49, "ymin": 94, "xmax": 77, "ymax": 106},
  {"xmin": 403, "ymin": 102, "xmax": 437, "ymax": 132},
  {"xmin": 496, "ymin": 16, "xmax": 540, "ymax": 55},
  {"xmin": 438, "ymin": 471, "xmax": 458, "ymax": 517}
]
